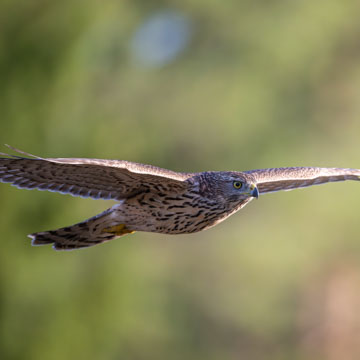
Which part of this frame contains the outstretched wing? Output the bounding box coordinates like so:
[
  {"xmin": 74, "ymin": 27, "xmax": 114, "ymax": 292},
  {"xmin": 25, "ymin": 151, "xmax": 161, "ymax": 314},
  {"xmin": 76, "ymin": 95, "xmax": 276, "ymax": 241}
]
[
  {"xmin": 245, "ymin": 167, "xmax": 360, "ymax": 194},
  {"xmin": 0, "ymin": 146, "xmax": 191, "ymax": 200}
]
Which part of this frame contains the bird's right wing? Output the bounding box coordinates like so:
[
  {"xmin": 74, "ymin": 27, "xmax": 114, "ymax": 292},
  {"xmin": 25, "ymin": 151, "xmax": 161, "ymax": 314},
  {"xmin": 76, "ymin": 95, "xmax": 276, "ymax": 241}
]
[
  {"xmin": 0, "ymin": 146, "xmax": 191, "ymax": 201},
  {"xmin": 245, "ymin": 167, "xmax": 360, "ymax": 194}
]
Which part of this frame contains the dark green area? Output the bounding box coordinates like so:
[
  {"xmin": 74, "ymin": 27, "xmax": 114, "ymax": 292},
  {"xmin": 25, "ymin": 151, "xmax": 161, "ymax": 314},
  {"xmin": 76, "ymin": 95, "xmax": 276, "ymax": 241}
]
[{"xmin": 1, "ymin": 1, "xmax": 360, "ymax": 359}]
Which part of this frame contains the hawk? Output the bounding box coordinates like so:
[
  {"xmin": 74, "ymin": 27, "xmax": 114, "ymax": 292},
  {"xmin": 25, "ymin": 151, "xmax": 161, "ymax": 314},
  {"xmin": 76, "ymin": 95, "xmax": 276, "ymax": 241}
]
[{"xmin": 0, "ymin": 145, "xmax": 359, "ymax": 250}]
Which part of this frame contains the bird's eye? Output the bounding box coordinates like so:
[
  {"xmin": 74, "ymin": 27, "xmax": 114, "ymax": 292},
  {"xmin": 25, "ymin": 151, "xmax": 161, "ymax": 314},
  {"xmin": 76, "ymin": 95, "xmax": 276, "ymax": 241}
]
[{"xmin": 233, "ymin": 181, "xmax": 243, "ymax": 189}]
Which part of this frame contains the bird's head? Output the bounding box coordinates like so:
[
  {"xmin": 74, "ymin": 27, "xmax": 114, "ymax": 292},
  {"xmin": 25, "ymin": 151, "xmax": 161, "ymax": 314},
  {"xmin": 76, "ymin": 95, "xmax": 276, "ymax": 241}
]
[{"xmin": 200, "ymin": 171, "xmax": 259, "ymax": 203}]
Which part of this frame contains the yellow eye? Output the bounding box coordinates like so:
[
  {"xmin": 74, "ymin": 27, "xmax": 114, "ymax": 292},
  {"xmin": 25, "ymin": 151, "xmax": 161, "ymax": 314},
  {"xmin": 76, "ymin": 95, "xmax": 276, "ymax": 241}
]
[{"xmin": 233, "ymin": 181, "xmax": 243, "ymax": 189}]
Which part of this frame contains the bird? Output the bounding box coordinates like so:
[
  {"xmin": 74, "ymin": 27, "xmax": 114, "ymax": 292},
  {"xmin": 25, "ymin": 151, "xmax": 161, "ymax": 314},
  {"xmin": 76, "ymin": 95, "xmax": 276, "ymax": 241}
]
[{"xmin": 0, "ymin": 145, "xmax": 359, "ymax": 251}]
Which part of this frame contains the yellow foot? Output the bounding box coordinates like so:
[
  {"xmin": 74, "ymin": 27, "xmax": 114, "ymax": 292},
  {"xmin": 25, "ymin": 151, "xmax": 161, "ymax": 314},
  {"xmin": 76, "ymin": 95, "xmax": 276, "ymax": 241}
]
[{"xmin": 102, "ymin": 224, "xmax": 135, "ymax": 236}]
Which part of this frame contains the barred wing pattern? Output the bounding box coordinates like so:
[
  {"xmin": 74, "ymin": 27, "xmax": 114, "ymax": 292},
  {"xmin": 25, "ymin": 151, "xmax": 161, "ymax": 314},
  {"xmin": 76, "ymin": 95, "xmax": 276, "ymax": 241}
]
[
  {"xmin": 0, "ymin": 150, "xmax": 190, "ymax": 201},
  {"xmin": 246, "ymin": 167, "xmax": 360, "ymax": 194}
]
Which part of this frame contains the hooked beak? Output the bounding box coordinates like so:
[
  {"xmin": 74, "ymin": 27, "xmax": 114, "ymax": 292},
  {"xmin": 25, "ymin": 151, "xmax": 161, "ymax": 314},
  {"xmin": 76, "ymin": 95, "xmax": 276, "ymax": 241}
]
[{"xmin": 250, "ymin": 184, "xmax": 259, "ymax": 199}]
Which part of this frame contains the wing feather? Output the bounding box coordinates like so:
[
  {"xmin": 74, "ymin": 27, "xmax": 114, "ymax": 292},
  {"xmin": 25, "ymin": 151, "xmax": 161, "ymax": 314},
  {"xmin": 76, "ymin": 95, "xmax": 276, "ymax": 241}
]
[
  {"xmin": 245, "ymin": 167, "xmax": 360, "ymax": 194},
  {"xmin": 0, "ymin": 147, "xmax": 192, "ymax": 200}
]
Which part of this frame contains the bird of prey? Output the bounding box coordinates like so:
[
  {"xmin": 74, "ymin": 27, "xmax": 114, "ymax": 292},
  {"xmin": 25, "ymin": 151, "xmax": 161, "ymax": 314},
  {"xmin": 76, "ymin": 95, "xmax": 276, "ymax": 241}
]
[{"xmin": 0, "ymin": 145, "xmax": 359, "ymax": 250}]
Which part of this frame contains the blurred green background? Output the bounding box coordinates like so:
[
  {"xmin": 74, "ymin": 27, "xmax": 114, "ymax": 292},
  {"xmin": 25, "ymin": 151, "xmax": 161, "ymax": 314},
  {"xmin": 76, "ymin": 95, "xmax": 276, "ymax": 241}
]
[{"xmin": 1, "ymin": 1, "xmax": 360, "ymax": 359}]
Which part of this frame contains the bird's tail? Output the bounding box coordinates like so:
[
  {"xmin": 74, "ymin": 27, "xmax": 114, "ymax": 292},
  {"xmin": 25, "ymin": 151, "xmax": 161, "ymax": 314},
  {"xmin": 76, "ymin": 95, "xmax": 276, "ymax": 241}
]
[{"xmin": 29, "ymin": 205, "xmax": 135, "ymax": 250}]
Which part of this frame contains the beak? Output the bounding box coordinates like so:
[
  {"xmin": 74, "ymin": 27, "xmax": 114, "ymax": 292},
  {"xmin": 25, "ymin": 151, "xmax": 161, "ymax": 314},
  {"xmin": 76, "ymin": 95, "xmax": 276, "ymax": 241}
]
[{"xmin": 250, "ymin": 184, "xmax": 259, "ymax": 199}]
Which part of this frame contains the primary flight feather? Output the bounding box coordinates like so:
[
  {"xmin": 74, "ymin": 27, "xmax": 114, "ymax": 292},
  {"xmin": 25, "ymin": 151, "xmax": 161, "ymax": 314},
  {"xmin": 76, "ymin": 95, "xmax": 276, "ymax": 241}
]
[{"xmin": 1, "ymin": 146, "xmax": 359, "ymax": 250}]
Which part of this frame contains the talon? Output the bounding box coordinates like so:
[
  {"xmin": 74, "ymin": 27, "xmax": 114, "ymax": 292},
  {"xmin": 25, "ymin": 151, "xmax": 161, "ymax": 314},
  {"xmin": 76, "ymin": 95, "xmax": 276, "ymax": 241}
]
[{"xmin": 102, "ymin": 224, "xmax": 135, "ymax": 235}]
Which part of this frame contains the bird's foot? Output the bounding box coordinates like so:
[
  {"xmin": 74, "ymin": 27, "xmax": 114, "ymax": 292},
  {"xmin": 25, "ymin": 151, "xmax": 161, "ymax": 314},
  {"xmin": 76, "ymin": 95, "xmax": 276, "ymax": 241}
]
[{"xmin": 102, "ymin": 224, "xmax": 135, "ymax": 236}]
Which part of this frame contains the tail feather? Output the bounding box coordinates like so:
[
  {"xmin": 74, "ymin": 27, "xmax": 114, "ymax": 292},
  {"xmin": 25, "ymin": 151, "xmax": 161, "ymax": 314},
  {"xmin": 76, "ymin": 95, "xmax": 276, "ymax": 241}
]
[
  {"xmin": 29, "ymin": 205, "xmax": 133, "ymax": 251},
  {"xmin": 28, "ymin": 230, "xmax": 116, "ymax": 250}
]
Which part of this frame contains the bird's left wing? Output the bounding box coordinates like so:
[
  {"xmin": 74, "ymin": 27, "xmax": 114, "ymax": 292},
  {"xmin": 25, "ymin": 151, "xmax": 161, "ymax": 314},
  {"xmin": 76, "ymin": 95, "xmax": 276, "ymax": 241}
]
[
  {"xmin": 245, "ymin": 167, "xmax": 360, "ymax": 194},
  {"xmin": 0, "ymin": 146, "xmax": 191, "ymax": 201}
]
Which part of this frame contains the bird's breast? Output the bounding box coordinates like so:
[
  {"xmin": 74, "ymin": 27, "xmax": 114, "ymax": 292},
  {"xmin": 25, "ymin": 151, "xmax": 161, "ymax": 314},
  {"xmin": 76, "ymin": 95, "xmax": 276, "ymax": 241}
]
[{"xmin": 123, "ymin": 190, "xmax": 234, "ymax": 234}]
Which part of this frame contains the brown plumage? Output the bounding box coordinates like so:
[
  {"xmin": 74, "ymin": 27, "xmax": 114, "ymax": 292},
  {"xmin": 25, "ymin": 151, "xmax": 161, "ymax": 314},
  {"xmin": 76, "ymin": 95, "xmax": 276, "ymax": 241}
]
[{"xmin": 1, "ymin": 145, "xmax": 359, "ymax": 250}]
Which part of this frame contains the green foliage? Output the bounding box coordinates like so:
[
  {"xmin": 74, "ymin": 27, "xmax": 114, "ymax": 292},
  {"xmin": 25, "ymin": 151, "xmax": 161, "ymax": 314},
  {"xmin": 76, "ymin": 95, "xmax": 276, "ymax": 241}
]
[{"xmin": 1, "ymin": 1, "xmax": 360, "ymax": 359}]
